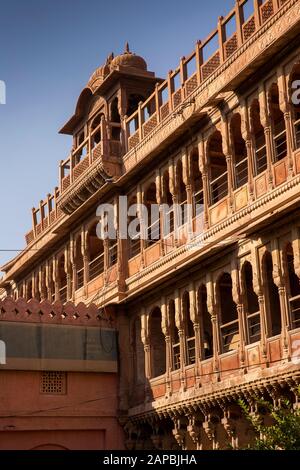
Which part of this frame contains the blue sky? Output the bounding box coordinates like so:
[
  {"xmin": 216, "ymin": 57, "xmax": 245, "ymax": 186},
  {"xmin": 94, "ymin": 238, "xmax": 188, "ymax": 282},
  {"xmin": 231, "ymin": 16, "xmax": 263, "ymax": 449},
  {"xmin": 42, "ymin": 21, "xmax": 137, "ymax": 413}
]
[{"xmin": 0, "ymin": 0, "xmax": 235, "ymax": 269}]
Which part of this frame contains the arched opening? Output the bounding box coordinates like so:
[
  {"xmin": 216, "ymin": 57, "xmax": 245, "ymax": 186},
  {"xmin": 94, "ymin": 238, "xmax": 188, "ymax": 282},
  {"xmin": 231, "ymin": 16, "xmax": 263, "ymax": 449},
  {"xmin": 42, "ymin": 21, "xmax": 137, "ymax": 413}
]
[
  {"xmin": 74, "ymin": 130, "xmax": 87, "ymax": 165},
  {"xmin": 250, "ymin": 99, "xmax": 267, "ymax": 175},
  {"xmin": 58, "ymin": 254, "xmax": 67, "ymax": 303},
  {"xmin": 208, "ymin": 131, "xmax": 228, "ymax": 205},
  {"xmin": 128, "ymin": 195, "xmax": 140, "ymax": 259},
  {"xmin": 269, "ymin": 83, "xmax": 287, "ymax": 162},
  {"xmin": 218, "ymin": 273, "xmax": 239, "ymax": 353},
  {"xmin": 183, "ymin": 291, "xmax": 195, "ymax": 365},
  {"xmin": 127, "ymin": 93, "xmax": 145, "ymax": 117},
  {"xmin": 75, "ymin": 235, "xmax": 84, "ymax": 290},
  {"xmin": 198, "ymin": 285, "xmax": 213, "ymax": 360},
  {"xmin": 169, "ymin": 299, "xmax": 180, "ymax": 370},
  {"xmin": 290, "ymin": 65, "xmax": 300, "ymax": 148},
  {"xmin": 162, "ymin": 170, "xmax": 174, "ymax": 235},
  {"xmin": 176, "ymin": 160, "xmax": 187, "ymax": 225},
  {"xmin": 242, "ymin": 262, "xmax": 260, "ymax": 344},
  {"xmin": 286, "ymin": 243, "xmax": 300, "ymax": 329},
  {"xmin": 191, "ymin": 149, "xmax": 204, "ymax": 215},
  {"xmin": 144, "ymin": 182, "xmax": 160, "ymax": 247},
  {"xmin": 91, "ymin": 114, "xmax": 101, "ymax": 149},
  {"xmin": 88, "ymin": 223, "xmax": 104, "ymax": 281},
  {"xmin": 133, "ymin": 316, "xmax": 145, "ymax": 388},
  {"xmin": 110, "ymin": 97, "xmax": 121, "ymax": 141},
  {"xmin": 263, "ymin": 252, "xmax": 282, "ymax": 337},
  {"xmin": 150, "ymin": 307, "xmax": 166, "ymax": 378},
  {"xmin": 230, "ymin": 114, "xmax": 248, "ymax": 188}
]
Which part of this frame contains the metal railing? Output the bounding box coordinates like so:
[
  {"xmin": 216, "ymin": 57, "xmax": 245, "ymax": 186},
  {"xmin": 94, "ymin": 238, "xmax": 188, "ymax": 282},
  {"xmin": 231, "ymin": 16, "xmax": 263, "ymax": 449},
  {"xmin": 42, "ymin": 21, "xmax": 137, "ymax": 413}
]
[
  {"xmin": 211, "ymin": 172, "xmax": 228, "ymax": 205},
  {"xmin": 255, "ymin": 140, "xmax": 267, "ymax": 174},
  {"xmin": 59, "ymin": 285, "xmax": 67, "ymax": 304},
  {"xmin": 220, "ymin": 319, "xmax": 240, "ymax": 353},
  {"xmin": 129, "ymin": 235, "xmax": 141, "ymax": 259},
  {"xmin": 109, "ymin": 243, "xmax": 118, "ymax": 266},
  {"xmin": 235, "ymin": 157, "xmax": 248, "ymax": 188},
  {"xmin": 274, "ymin": 128, "xmax": 287, "ymax": 162},
  {"xmin": 89, "ymin": 253, "xmax": 104, "ymax": 281},
  {"xmin": 76, "ymin": 268, "xmax": 84, "ymax": 290},
  {"xmin": 146, "ymin": 219, "xmax": 160, "ymax": 247}
]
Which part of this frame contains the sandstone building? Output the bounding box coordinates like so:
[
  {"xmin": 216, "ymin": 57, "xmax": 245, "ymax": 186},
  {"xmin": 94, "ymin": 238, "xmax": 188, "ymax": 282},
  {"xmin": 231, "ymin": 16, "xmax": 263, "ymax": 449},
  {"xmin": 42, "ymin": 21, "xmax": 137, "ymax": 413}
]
[{"xmin": 1, "ymin": 0, "xmax": 300, "ymax": 450}]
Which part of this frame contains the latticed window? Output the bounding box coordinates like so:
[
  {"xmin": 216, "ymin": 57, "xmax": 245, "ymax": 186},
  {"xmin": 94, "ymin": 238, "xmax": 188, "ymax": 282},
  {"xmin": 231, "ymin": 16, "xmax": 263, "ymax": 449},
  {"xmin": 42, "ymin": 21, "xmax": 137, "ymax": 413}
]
[{"xmin": 40, "ymin": 371, "xmax": 67, "ymax": 395}]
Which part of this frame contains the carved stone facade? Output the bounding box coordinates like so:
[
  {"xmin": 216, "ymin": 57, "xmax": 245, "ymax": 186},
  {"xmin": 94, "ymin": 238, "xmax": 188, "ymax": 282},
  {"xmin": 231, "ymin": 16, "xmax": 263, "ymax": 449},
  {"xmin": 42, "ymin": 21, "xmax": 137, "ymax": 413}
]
[{"xmin": 1, "ymin": 0, "xmax": 300, "ymax": 450}]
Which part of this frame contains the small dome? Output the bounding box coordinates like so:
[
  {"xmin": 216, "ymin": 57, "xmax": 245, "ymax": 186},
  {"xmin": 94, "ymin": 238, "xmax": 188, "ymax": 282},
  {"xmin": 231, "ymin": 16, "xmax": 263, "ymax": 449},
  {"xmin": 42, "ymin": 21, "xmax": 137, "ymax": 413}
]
[
  {"xmin": 87, "ymin": 63, "xmax": 110, "ymax": 92},
  {"xmin": 110, "ymin": 43, "xmax": 147, "ymax": 71}
]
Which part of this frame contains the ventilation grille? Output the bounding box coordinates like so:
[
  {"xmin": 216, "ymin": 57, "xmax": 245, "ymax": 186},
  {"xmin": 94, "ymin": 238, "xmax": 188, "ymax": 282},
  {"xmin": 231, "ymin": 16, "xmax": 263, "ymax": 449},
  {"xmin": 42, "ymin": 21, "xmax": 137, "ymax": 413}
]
[{"xmin": 40, "ymin": 371, "xmax": 67, "ymax": 395}]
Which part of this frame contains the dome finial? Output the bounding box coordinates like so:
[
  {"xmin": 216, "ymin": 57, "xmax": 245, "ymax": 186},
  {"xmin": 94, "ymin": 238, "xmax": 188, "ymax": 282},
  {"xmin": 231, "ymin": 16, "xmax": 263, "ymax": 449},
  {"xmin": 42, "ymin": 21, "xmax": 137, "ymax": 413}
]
[{"xmin": 124, "ymin": 42, "xmax": 130, "ymax": 54}]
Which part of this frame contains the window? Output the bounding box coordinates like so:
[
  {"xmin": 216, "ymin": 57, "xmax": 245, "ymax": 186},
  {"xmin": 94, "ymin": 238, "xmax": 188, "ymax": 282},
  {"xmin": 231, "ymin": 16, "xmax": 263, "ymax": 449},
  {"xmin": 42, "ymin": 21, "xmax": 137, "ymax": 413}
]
[
  {"xmin": 263, "ymin": 252, "xmax": 282, "ymax": 337},
  {"xmin": 88, "ymin": 223, "xmax": 104, "ymax": 280},
  {"xmin": 269, "ymin": 83, "xmax": 287, "ymax": 162},
  {"xmin": 144, "ymin": 183, "xmax": 160, "ymax": 247},
  {"xmin": 250, "ymin": 99, "xmax": 267, "ymax": 175},
  {"xmin": 242, "ymin": 262, "xmax": 260, "ymax": 344},
  {"xmin": 40, "ymin": 372, "xmax": 66, "ymax": 395},
  {"xmin": 191, "ymin": 149, "xmax": 204, "ymax": 215},
  {"xmin": 183, "ymin": 292, "xmax": 195, "ymax": 365},
  {"xmin": 230, "ymin": 113, "xmax": 248, "ymax": 188},
  {"xmin": 150, "ymin": 307, "xmax": 166, "ymax": 378},
  {"xmin": 208, "ymin": 131, "xmax": 228, "ymax": 205},
  {"xmin": 218, "ymin": 273, "xmax": 239, "ymax": 353},
  {"xmin": 286, "ymin": 243, "xmax": 300, "ymax": 329},
  {"xmin": 169, "ymin": 300, "xmax": 180, "ymax": 370},
  {"xmin": 290, "ymin": 65, "xmax": 300, "ymax": 149},
  {"xmin": 198, "ymin": 285, "xmax": 213, "ymax": 359}
]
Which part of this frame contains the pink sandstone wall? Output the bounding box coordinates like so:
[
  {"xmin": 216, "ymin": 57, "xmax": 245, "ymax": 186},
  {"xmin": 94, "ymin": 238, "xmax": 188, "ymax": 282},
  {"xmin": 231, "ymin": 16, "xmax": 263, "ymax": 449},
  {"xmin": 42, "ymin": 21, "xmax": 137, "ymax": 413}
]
[{"xmin": 0, "ymin": 370, "xmax": 124, "ymax": 450}]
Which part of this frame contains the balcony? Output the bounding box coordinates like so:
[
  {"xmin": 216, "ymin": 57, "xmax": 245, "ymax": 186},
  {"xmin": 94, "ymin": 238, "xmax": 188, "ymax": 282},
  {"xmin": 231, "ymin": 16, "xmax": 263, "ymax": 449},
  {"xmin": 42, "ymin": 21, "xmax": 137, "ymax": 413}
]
[{"xmin": 58, "ymin": 118, "xmax": 122, "ymax": 215}]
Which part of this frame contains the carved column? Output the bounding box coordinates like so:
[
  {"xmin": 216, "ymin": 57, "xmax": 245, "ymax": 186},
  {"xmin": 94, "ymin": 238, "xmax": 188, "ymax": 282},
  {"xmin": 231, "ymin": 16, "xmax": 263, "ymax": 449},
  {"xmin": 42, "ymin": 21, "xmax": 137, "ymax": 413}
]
[
  {"xmin": 161, "ymin": 297, "xmax": 171, "ymax": 395},
  {"xmin": 53, "ymin": 257, "xmax": 60, "ymax": 302},
  {"xmin": 221, "ymin": 113, "xmax": 234, "ymax": 212},
  {"xmin": 70, "ymin": 235, "xmax": 77, "ymax": 299},
  {"xmin": 271, "ymin": 239, "xmax": 290, "ymax": 359},
  {"xmin": 155, "ymin": 169, "xmax": 164, "ymax": 256},
  {"xmin": 137, "ymin": 184, "xmax": 146, "ymax": 268},
  {"xmin": 82, "ymin": 227, "xmax": 89, "ymax": 296},
  {"xmin": 241, "ymin": 99, "xmax": 255, "ymax": 199},
  {"xmin": 198, "ymin": 137, "xmax": 209, "ymax": 230},
  {"xmin": 189, "ymin": 282, "xmax": 201, "ymax": 380},
  {"xmin": 141, "ymin": 309, "xmax": 151, "ymax": 399},
  {"xmin": 169, "ymin": 158, "xmax": 179, "ymax": 247},
  {"xmin": 175, "ymin": 289, "xmax": 186, "ymax": 389},
  {"xmin": 277, "ymin": 66, "xmax": 295, "ymax": 176},
  {"xmin": 65, "ymin": 245, "xmax": 72, "ymax": 302},
  {"xmin": 252, "ymin": 247, "xmax": 268, "ymax": 361},
  {"xmin": 207, "ymin": 274, "xmax": 220, "ymax": 377},
  {"xmin": 259, "ymin": 84, "xmax": 274, "ymax": 189},
  {"xmin": 231, "ymin": 261, "xmax": 246, "ymax": 369}
]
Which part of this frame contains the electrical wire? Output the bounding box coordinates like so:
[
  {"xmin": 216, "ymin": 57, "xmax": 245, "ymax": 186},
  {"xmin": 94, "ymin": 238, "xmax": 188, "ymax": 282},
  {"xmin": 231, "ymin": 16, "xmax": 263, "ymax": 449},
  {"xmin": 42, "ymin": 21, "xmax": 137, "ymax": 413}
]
[{"xmin": 0, "ymin": 355, "xmax": 296, "ymax": 419}]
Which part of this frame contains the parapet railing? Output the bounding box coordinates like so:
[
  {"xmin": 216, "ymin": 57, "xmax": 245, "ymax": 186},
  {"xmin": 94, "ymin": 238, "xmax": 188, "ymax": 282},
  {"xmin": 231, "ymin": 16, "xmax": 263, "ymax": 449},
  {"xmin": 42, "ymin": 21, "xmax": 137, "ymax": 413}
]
[{"xmin": 125, "ymin": 0, "xmax": 289, "ymax": 151}]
